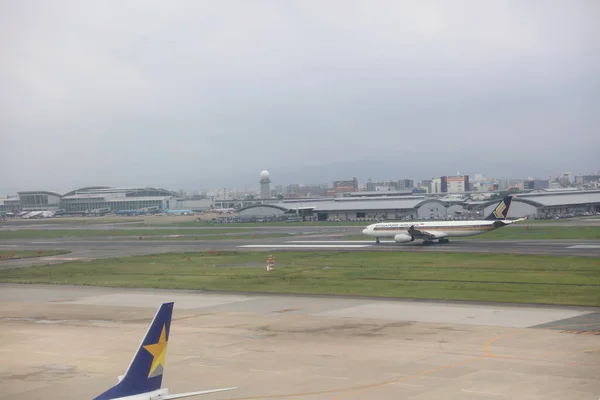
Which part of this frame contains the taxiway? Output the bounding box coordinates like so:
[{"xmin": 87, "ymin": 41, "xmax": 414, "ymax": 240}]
[{"xmin": 1, "ymin": 284, "xmax": 599, "ymax": 400}]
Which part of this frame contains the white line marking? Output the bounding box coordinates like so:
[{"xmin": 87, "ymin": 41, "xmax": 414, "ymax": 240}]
[
  {"xmin": 36, "ymin": 351, "xmax": 59, "ymax": 355},
  {"xmin": 190, "ymin": 363, "xmax": 222, "ymax": 368},
  {"xmin": 31, "ymin": 242, "xmax": 59, "ymax": 244},
  {"xmin": 250, "ymin": 369, "xmax": 281, "ymax": 374},
  {"xmin": 238, "ymin": 244, "xmax": 372, "ymax": 248},
  {"xmin": 567, "ymin": 245, "xmax": 600, "ymax": 249},
  {"xmin": 462, "ymin": 389, "xmax": 507, "ymax": 396},
  {"xmin": 312, "ymin": 374, "xmax": 349, "ymax": 380},
  {"xmin": 286, "ymin": 240, "xmax": 383, "ymax": 244}
]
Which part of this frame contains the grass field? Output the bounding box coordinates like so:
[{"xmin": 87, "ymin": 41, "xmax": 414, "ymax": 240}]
[
  {"xmin": 1, "ymin": 251, "xmax": 598, "ymax": 306},
  {"xmin": 341, "ymin": 225, "xmax": 600, "ymax": 241},
  {"xmin": 0, "ymin": 218, "xmax": 144, "ymax": 226},
  {"xmin": 0, "ymin": 250, "xmax": 71, "ymax": 261}
]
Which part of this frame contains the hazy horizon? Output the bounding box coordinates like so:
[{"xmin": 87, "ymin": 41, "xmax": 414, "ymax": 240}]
[{"xmin": 2, "ymin": 0, "xmax": 599, "ymax": 195}]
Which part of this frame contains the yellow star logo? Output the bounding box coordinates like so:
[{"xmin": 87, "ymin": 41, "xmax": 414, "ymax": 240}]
[{"xmin": 143, "ymin": 324, "xmax": 168, "ymax": 378}]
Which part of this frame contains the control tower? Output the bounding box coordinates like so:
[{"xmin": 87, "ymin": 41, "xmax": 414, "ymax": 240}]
[{"xmin": 260, "ymin": 170, "xmax": 271, "ymax": 199}]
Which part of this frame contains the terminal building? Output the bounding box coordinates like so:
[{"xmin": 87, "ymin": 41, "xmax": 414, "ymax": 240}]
[
  {"xmin": 60, "ymin": 187, "xmax": 183, "ymax": 214},
  {"xmin": 11, "ymin": 191, "xmax": 61, "ymax": 212},
  {"xmin": 1, "ymin": 187, "xmax": 214, "ymax": 216}
]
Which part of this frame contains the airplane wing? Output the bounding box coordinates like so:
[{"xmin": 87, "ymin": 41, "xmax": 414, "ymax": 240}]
[
  {"xmin": 495, "ymin": 217, "xmax": 529, "ymax": 227},
  {"xmin": 162, "ymin": 387, "xmax": 238, "ymax": 399},
  {"xmin": 408, "ymin": 226, "xmax": 448, "ymax": 239}
]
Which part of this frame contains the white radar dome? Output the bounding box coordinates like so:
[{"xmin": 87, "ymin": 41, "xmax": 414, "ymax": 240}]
[{"xmin": 260, "ymin": 170, "xmax": 270, "ymax": 179}]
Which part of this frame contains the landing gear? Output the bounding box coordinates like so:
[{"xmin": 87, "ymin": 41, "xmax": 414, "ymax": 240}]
[
  {"xmin": 375, "ymin": 237, "xmax": 380, "ymax": 244},
  {"xmin": 423, "ymin": 240, "xmax": 434, "ymax": 245},
  {"xmin": 438, "ymin": 238, "xmax": 450, "ymax": 244}
]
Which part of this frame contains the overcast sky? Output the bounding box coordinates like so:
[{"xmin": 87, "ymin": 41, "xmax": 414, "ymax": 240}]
[{"xmin": 1, "ymin": 0, "xmax": 599, "ymax": 194}]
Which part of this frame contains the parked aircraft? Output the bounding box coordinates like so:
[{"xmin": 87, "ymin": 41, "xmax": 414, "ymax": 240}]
[{"xmin": 93, "ymin": 302, "xmax": 237, "ymax": 400}]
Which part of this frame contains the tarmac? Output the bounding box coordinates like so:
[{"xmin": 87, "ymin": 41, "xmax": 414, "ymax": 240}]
[{"xmin": 1, "ymin": 284, "xmax": 599, "ymax": 400}]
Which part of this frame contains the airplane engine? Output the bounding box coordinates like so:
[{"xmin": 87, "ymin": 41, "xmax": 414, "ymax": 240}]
[{"xmin": 394, "ymin": 233, "xmax": 414, "ymax": 243}]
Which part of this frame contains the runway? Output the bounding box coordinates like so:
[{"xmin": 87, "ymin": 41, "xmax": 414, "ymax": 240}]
[
  {"xmin": 1, "ymin": 236, "xmax": 599, "ymax": 270},
  {"xmin": 1, "ymin": 284, "xmax": 599, "ymax": 400}
]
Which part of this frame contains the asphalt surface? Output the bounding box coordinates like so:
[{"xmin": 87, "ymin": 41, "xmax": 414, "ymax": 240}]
[{"xmin": 1, "ymin": 284, "xmax": 599, "ymax": 400}]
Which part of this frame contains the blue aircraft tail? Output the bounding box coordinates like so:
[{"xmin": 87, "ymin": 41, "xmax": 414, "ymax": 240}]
[
  {"xmin": 93, "ymin": 302, "xmax": 174, "ymax": 400},
  {"xmin": 484, "ymin": 196, "xmax": 514, "ymax": 221}
]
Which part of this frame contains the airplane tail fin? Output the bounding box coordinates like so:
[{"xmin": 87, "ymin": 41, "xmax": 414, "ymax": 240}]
[
  {"xmin": 93, "ymin": 302, "xmax": 174, "ymax": 400},
  {"xmin": 484, "ymin": 195, "xmax": 514, "ymax": 221}
]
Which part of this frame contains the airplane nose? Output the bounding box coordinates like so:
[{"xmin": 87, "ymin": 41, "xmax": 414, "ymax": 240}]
[{"xmin": 362, "ymin": 228, "xmax": 369, "ymax": 235}]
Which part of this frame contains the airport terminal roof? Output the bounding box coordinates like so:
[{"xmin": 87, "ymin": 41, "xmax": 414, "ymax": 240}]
[
  {"xmin": 62, "ymin": 186, "xmax": 111, "ymax": 197},
  {"xmin": 275, "ymin": 197, "xmax": 446, "ymax": 212},
  {"xmin": 517, "ymin": 191, "xmax": 600, "ymax": 207},
  {"xmin": 17, "ymin": 190, "xmax": 62, "ymax": 197},
  {"xmin": 61, "ymin": 194, "xmax": 172, "ymax": 202},
  {"xmin": 346, "ymin": 190, "xmax": 414, "ymax": 197},
  {"xmin": 61, "ymin": 187, "xmax": 180, "ymax": 199},
  {"xmin": 238, "ymin": 204, "xmax": 290, "ymax": 213},
  {"xmin": 477, "ymin": 190, "xmax": 600, "ymax": 208}
]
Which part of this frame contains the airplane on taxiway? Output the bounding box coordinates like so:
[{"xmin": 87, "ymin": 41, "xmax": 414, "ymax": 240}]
[
  {"xmin": 362, "ymin": 195, "xmax": 527, "ymax": 245},
  {"xmin": 93, "ymin": 302, "xmax": 238, "ymax": 400}
]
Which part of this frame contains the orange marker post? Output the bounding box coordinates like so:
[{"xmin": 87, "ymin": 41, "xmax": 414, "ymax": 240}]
[{"xmin": 267, "ymin": 255, "xmax": 275, "ymax": 271}]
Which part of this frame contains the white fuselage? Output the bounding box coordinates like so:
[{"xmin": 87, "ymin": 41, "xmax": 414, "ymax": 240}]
[
  {"xmin": 362, "ymin": 219, "xmax": 513, "ymax": 239},
  {"xmin": 108, "ymin": 387, "xmax": 238, "ymax": 400},
  {"xmin": 111, "ymin": 389, "xmax": 168, "ymax": 400}
]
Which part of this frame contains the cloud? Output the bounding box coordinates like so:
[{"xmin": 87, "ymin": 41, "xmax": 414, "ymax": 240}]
[{"xmin": 1, "ymin": 0, "xmax": 598, "ymax": 193}]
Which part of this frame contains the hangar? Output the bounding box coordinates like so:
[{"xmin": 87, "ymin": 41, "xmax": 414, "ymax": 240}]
[
  {"xmin": 238, "ymin": 196, "xmax": 454, "ymax": 221},
  {"xmin": 237, "ymin": 204, "xmax": 291, "ymax": 217},
  {"xmin": 481, "ymin": 190, "xmax": 600, "ymax": 219}
]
